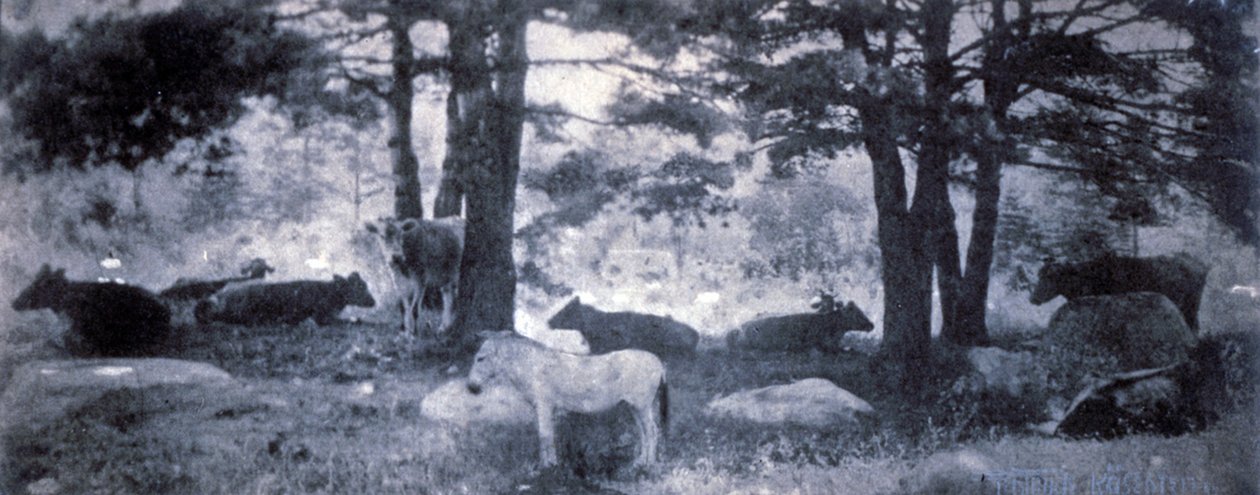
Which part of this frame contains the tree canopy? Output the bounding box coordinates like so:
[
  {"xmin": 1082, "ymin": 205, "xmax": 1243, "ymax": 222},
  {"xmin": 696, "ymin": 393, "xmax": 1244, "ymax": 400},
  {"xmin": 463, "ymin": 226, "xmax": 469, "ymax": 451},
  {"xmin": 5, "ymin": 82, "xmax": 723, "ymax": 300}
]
[{"xmin": 0, "ymin": 2, "xmax": 365, "ymax": 175}]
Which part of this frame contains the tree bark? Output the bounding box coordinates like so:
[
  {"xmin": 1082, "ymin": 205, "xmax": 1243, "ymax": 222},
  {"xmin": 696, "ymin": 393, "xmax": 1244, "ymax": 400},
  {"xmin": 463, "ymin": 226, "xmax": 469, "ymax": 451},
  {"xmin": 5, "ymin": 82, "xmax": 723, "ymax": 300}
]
[
  {"xmin": 432, "ymin": 10, "xmax": 486, "ymax": 219},
  {"xmin": 915, "ymin": 0, "xmax": 969, "ymax": 346},
  {"xmin": 948, "ymin": 0, "xmax": 1023, "ymax": 345},
  {"xmin": 448, "ymin": 8, "xmax": 527, "ymax": 341},
  {"xmin": 861, "ymin": 98, "xmax": 934, "ymax": 390},
  {"xmin": 387, "ymin": 6, "xmax": 424, "ymax": 220}
]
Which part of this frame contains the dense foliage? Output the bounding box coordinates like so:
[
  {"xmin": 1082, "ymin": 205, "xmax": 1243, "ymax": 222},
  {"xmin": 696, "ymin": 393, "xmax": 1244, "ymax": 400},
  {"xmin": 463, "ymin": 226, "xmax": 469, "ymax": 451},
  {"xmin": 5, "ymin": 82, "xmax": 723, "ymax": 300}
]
[{"xmin": 0, "ymin": 2, "xmax": 357, "ymax": 174}]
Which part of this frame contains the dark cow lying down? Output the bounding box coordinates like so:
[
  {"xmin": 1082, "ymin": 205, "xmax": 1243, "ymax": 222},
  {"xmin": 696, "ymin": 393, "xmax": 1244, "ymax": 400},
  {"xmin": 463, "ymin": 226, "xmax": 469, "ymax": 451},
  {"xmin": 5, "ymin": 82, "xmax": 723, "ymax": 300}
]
[
  {"xmin": 12, "ymin": 264, "xmax": 171, "ymax": 356},
  {"xmin": 1031, "ymin": 253, "xmax": 1209, "ymax": 330},
  {"xmin": 728, "ymin": 293, "xmax": 875, "ymax": 352},
  {"xmin": 195, "ymin": 272, "xmax": 375, "ymax": 326},
  {"xmin": 548, "ymin": 297, "xmax": 700, "ymax": 357},
  {"xmin": 158, "ymin": 257, "xmax": 276, "ymax": 301}
]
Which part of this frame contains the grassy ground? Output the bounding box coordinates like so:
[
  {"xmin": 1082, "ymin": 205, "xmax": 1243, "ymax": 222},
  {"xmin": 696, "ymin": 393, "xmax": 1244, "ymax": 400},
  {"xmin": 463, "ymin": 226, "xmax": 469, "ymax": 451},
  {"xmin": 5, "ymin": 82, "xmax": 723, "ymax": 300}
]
[{"xmin": 1, "ymin": 315, "xmax": 1257, "ymax": 494}]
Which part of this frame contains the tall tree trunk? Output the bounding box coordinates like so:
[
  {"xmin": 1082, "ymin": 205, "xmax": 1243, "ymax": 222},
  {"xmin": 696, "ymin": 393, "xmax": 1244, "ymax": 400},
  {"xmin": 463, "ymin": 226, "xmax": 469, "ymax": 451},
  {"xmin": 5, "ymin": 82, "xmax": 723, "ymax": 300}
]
[
  {"xmin": 954, "ymin": 138, "xmax": 1002, "ymax": 343},
  {"xmin": 949, "ymin": 0, "xmax": 1024, "ymax": 345},
  {"xmin": 918, "ymin": 0, "xmax": 966, "ymax": 344},
  {"xmin": 387, "ymin": 7, "xmax": 423, "ymax": 220},
  {"xmin": 837, "ymin": 2, "xmax": 935, "ymax": 391},
  {"xmin": 862, "ymin": 98, "xmax": 934, "ymax": 390},
  {"xmin": 449, "ymin": 10, "xmax": 527, "ymax": 341},
  {"xmin": 432, "ymin": 12, "xmax": 485, "ymax": 219}
]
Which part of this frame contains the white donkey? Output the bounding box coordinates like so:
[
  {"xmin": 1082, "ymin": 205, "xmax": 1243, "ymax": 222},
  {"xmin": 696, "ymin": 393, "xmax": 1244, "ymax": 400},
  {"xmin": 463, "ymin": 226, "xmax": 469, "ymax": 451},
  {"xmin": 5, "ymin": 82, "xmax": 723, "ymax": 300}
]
[{"xmin": 466, "ymin": 331, "xmax": 668, "ymax": 468}]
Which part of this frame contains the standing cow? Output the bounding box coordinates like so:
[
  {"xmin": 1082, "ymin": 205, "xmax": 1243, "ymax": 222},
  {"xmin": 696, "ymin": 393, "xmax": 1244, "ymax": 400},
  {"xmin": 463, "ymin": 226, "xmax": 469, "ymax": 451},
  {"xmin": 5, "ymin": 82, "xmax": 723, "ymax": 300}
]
[
  {"xmin": 12, "ymin": 264, "xmax": 171, "ymax": 356},
  {"xmin": 195, "ymin": 272, "xmax": 375, "ymax": 326},
  {"xmin": 1030, "ymin": 253, "xmax": 1209, "ymax": 330},
  {"xmin": 728, "ymin": 292, "xmax": 875, "ymax": 352},
  {"xmin": 548, "ymin": 297, "xmax": 700, "ymax": 357},
  {"xmin": 365, "ymin": 217, "xmax": 464, "ymax": 335}
]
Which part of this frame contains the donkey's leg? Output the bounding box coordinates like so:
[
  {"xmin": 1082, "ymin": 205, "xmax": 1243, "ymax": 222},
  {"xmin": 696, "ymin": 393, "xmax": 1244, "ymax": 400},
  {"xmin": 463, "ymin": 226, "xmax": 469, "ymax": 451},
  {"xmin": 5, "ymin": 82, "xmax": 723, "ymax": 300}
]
[
  {"xmin": 630, "ymin": 407, "xmax": 654, "ymax": 467},
  {"xmin": 643, "ymin": 402, "xmax": 660, "ymax": 465},
  {"xmin": 535, "ymin": 403, "xmax": 559, "ymax": 467}
]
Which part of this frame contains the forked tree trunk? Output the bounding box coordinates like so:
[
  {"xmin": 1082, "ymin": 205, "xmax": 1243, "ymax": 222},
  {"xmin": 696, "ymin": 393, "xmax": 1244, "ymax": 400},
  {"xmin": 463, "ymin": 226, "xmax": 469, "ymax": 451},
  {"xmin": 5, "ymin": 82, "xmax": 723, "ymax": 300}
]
[{"xmin": 862, "ymin": 99, "xmax": 935, "ymax": 391}]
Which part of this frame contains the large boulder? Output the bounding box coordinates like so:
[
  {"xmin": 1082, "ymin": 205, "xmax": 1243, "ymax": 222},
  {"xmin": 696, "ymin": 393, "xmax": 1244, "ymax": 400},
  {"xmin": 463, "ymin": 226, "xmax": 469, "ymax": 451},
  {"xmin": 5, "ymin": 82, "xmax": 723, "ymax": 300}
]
[
  {"xmin": 0, "ymin": 359, "xmax": 234, "ymax": 435},
  {"xmin": 420, "ymin": 380, "xmax": 533, "ymax": 425},
  {"xmin": 958, "ymin": 347, "xmax": 1046, "ymax": 396},
  {"xmin": 898, "ymin": 448, "xmax": 999, "ymax": 495},
  {"xmin": 1045, "ymin": 292, "xmax": 1196, "ymax": 371},
  {"xmin": 704, "ymin": 378, "xmax": 874, "ymax": 428},
  {"xmin": 1030, "ymin": 253, "xmax": 1209, "ymax": 330}
]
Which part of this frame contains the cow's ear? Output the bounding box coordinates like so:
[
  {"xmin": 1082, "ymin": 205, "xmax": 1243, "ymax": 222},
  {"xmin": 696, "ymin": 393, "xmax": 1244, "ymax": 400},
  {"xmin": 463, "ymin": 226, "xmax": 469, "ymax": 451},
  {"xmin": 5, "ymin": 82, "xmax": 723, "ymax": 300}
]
[
  {"xmin": 53, "ymin": 268, "xmax": 67, "ymax": 279},
  {"xmin": 35, "ymin": 264, "xmax": 51, "ymax": 277},
  {"xmin": 348, "ymin": 272, "xmax": 363, "ymax": 282},
  {"xmin": 334, "ymin": 274, "xmax": 346, "ymax": 282},
  {"xmin": 400, "ymin": 219, "xmax": 420, "ymax": 232},
  {"xmin": 364, "ymin": 222, "xmax": 380, "ymax": 234},
  {"xmin": 845, "ymin": 301, "xmax": 857, "ymax": 310}
]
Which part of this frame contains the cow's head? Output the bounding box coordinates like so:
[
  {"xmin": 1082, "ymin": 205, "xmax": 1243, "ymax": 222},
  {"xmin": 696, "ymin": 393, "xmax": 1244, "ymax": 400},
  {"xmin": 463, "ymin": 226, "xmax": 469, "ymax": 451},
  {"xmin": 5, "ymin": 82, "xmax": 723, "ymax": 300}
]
[
  {"xmin": 240, "ymin": 258, "xmax": 276, "ymax": 279},
  {"xmin": 837, "ymin": 301, "xmax": 875, "ymax": 332},
  {"xmin": 1029, "ymin": 261, "xmax": 1068, "ymax": 305},
  {"xmin": 546, "ymin": 296, "xmax": 587, "ymax": 329},
  {"xmin": 336, "ymin": 272, "xmax": 376, "ymax": 308},
  {"xmin": 12, "ymin": 264, "xmax": 68, "ymax": 311}
]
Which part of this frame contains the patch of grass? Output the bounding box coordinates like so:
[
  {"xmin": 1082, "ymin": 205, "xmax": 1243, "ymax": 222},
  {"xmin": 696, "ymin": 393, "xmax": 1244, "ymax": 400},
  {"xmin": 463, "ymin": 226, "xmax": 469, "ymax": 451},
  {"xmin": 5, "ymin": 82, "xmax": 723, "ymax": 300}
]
[{"xmin": 3, "ymin": 317, "xmax": 1256, "ymax": 494}]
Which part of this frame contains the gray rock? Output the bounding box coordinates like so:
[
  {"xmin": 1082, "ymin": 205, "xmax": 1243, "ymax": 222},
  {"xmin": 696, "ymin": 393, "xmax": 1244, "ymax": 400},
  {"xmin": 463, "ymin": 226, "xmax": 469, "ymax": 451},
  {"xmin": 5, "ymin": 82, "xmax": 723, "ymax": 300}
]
[
  {"xmin": 898, "ymin": 448, "xmax": 999, "ymax": 495},
  {"xmin": 0, "ymin": 358, "xmax": 234, "ymax": 431},
  {"xmin": 1045, "ymin": 292, "xmax": 1196, "ymax": 371},
  {"xmin": 960, "ymin": 347, "xmax": 1045, "ymax": 396},
  {"xmin": 704, "ymin": 378, "xmax": 874, "ymax": 427}
]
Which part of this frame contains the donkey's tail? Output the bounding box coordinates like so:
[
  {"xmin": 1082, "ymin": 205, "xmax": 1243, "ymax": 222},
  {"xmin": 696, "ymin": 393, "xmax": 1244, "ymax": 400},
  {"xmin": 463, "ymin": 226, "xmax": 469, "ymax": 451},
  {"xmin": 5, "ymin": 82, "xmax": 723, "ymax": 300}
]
[{"xmin": 658, "ymin": 377, "xmax": 670, "ymax": 438}]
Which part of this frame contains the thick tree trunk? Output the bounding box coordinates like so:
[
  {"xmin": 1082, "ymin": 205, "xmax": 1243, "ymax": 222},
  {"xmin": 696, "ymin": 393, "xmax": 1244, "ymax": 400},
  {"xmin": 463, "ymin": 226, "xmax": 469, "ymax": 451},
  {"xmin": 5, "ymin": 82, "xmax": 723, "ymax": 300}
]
[
  {"xmin": 387, "ymin": 9, "xmax": 423, "ymax": 220},
  {"xmin": 836, "ymin": 5, "xmax": 935, "ymax": 391},
  {"xmin": 449, "ymin": 12, "xmax": 527, "ymax": 341},
  {"xmin": 917, "ymin": 0, "xmax": 968, "ymax": 345},
  {"xmin": 861, "ymin": 99, "xmax": 934, "ymax": 390}
]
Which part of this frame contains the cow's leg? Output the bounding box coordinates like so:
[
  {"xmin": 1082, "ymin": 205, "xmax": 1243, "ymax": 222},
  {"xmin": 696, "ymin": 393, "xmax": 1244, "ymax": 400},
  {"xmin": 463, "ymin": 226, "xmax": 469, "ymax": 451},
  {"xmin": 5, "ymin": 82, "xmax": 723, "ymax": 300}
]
[
  {"xmin": 439, "ymin": 283, "xmax": 455, "ymax": 333},
  {"xmin": 400, "ymin": 278, "xmax": 421, "ymax": 336},
  {"xmin": 535, "ymin": 402, "xmax": 558, "ymax": 467}
]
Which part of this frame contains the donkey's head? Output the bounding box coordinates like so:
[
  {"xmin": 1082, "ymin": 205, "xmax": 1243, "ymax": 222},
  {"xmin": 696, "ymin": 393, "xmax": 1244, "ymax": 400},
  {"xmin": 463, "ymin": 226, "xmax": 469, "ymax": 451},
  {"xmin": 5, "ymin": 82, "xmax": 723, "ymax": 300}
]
[{"xmin": 467, "ymin": 331, "xmax": 524, "ymax": 395}]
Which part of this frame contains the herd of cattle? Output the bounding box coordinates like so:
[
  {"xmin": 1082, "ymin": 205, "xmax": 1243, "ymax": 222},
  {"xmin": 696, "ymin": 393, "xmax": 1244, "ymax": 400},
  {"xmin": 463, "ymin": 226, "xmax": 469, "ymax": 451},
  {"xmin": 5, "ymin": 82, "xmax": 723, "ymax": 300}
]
[{"xmin": 6, "ymin": 214, "xmax": 1217, "ymax": 363}]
